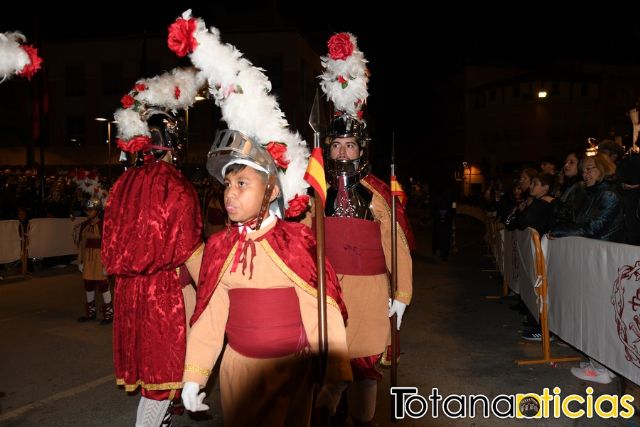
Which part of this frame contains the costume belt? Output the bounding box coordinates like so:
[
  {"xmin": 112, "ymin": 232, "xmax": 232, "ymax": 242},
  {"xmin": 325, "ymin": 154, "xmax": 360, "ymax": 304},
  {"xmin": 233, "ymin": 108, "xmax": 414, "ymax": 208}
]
[{"xmin": 226, "ymin": 288, "xmax": 309, "ymax": 359}]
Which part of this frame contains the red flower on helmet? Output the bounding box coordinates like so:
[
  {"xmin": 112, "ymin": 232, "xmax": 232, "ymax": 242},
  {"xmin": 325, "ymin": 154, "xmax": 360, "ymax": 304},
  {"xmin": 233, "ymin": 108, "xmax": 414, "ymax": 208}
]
[
  {"xmin": 327, "ymin": 33, "xmax": 354, "ymax": 60},
  {"xmin": 120, "ymin": 94, "xmax": 135, "ymax": 109},
  {"xmin": 285, "ymin": 194, "xmax": 310, "ymax": 218},
  {"xmin": 116, "ymin": 136, "xmax": 151, "ymax": 153},
  {"xmin": 266, "ymin": 141, "xmax": 290, "ymax": 169},
  {"xmin": 134, "ymin": 83, "xmax": 147, "ymax": 92},
  {"xmin": 17, "ymin": 45, "xmax": 43, "ymax": 80},
  {"xmin": 174, "ymin": 86, "xmax": 181, "ymax": 100},
  {"xmin": 167, "ymin": 18, "xmax": 198, "ymax": 57}
]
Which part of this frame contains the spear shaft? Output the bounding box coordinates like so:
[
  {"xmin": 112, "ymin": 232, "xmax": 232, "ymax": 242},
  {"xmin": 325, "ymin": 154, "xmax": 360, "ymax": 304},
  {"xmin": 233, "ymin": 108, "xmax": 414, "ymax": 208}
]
[{"xmin": 390, "ymin": 133, "xmax": 399, "ymax": 423}]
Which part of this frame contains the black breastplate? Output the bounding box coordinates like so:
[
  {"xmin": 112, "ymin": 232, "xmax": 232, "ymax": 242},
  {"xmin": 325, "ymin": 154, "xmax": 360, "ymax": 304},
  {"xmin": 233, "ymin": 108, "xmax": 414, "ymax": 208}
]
[{"xmin": 325, "ymin": 181, "xmax": 374, "ymax": 220}]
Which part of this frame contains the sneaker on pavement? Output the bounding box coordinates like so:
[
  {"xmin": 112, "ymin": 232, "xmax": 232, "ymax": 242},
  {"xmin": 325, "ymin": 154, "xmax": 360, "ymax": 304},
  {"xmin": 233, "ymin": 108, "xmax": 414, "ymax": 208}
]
[
  {"xmin": 522, "ymin": 329, "xmax": 554, "ymax": 342},
  {"xmin": 571, "ymin": 366, "xmax": 613, "ymax": 384}
]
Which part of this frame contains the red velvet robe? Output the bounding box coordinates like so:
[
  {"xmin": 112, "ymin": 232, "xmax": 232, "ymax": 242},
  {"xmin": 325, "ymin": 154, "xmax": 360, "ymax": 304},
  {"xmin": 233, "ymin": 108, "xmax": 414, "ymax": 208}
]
[{"xmin": 102, "ymin": 161, "xmax": 202, "ymax": 394}]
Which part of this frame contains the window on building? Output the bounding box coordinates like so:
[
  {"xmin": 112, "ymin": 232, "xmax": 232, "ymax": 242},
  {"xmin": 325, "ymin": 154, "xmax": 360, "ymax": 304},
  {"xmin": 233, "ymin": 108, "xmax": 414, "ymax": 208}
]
[
  {"xmin": 102, "ymin": 62, "xmax": 123, "ymax": 95},
  {"xmin": 580, "ymin": 83, "xmax": 588, "ymax": 97},
  {"xmin": 65, "ymin": 116, "xmax": 85, "ymax": 145},
  {"xmin": 65, "ymin": 64, "xmax": 86, "ymax": 96}
]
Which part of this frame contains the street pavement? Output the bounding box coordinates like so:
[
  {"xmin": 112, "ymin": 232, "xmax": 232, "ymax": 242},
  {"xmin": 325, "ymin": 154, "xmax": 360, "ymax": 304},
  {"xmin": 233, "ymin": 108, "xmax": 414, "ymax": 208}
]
[{"xmin": 0, "ymin": 213, "xmax": 639, "ymax": 426}]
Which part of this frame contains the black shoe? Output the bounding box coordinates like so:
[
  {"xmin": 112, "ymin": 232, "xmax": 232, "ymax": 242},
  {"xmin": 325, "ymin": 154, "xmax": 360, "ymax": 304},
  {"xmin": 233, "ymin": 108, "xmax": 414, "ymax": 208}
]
[{"xmin": 77, "ymin": 301, "xmax": 96, "ymax": 322}]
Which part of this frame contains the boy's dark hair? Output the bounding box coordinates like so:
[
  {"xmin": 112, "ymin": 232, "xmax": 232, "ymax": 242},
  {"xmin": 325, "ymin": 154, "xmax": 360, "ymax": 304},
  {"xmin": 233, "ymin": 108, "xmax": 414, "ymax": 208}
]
[{"xmin": 224, "ymin": 163, "xmax": 268, "ymax": 183}]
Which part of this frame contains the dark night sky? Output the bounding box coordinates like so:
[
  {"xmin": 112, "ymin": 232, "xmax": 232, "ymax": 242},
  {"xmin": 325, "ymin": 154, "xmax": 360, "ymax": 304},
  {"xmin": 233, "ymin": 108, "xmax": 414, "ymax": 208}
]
[{"xmin": 3, "ymin": 3, "xmax": 640, "ymax": 178}]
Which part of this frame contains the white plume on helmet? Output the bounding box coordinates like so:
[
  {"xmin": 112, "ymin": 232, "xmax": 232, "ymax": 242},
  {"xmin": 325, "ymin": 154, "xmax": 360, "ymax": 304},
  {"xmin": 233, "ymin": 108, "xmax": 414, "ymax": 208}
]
[
  {"xmin": 114, "ymin": 67, "xmax": 205, "ymax": 143},
  {"xmin": 319, "ymin": 32, "xmax": 368, "ymax": 118},
  {"xmin": 0, "ymin": 31, "xmax": 42, "ymax": 83},
  {"xmin": 172, "ymin": 9, "xmax": 310, "ymax": 215}
]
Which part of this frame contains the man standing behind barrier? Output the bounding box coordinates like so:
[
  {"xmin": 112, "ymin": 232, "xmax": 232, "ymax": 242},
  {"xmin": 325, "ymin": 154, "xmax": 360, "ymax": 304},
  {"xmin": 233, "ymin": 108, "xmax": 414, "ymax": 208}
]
[
  {"xmin": 318, "ymin": 32, "xmax": 414, "ymax": 426},
  {"xmin": 102, "ymin": 69, "xmax": 204, "ymax": 427}
]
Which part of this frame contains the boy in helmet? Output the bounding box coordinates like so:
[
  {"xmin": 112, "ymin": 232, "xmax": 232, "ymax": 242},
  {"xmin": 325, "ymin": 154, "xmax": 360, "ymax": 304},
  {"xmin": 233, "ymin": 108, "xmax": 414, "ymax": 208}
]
[
  {"xmin": 181, "ymin": 129, "xmax": 352, "ymax": 426},
  {"xmin": 76, "ymin": 196, "xmax": 112, "ymax": 324}
]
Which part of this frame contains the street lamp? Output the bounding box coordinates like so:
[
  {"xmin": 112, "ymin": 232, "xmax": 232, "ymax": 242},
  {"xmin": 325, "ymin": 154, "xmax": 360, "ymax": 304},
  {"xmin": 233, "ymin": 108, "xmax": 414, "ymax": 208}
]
[{"xmin": 95, "ymin": 117, "xmax": 117, "ymax": 182}]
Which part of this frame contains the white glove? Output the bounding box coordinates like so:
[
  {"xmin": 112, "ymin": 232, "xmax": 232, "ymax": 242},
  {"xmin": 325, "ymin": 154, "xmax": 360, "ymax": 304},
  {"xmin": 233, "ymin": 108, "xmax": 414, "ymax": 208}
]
[
  {"xmin": 315, "ymin": 382, "xmax": 347, "ymax": 415},
  {"xmin": 182, "ymin": 382, "xmax": 209, "ymax": 412},
  {"xmin": 78, "ymin": 264, "xmax": 84, "ymax": 273},
  {"xmin": 388, "ymin": 299, "xmax": 407, "ymax": 331}
]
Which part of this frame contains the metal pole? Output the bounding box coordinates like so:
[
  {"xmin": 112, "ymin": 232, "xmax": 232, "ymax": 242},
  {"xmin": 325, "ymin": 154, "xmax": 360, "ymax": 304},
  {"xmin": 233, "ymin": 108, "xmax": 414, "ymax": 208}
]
[
  {"xmin": 390, "ymin": 133, "xmax": 399, "ymax": 423},
  {"xmin": 107, "ymin": 121, "xmax": 112, "ymax": 183}
]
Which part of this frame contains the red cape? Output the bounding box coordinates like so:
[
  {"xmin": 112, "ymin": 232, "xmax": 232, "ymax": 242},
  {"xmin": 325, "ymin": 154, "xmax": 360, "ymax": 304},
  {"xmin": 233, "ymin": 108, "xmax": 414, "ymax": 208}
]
[
  {"xmin": 363, "ymin": 175, "xmax": 416, "ymax": 251},
  {"xmin": 192, "ymin": 219, "xmax": 347, "ymax": 326}
]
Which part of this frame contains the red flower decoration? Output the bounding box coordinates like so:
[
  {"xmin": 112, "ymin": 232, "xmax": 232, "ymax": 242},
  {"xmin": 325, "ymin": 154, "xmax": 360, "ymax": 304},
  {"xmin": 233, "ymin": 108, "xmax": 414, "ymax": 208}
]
[
  {"xmin": 120, "ymin": 94, "xmax": 135, "ymax": 109},
  {"xmin": 116, "ymin": 136, "xmax": 151, "ymax": 153},
  {"xmin": 17, "ymin": 45, "xmax": 43, "ymax": 80},
  {"xmin": 266, "ymin": 141, "xmax": 290, "ymax": 169},
  {"xmin": 174, "ymin": 86, "xmax": 181, "ymax": 100},
  {"xmin": 285, "ymin": 194, "xmax": 310, "ymax": 218},
  {"xmin": 134, "ymin": 83, "xmax": 147, "ymax": 92},
  {"xmin": 327, "ymin": 33, "xmax": 354, "ymax": 61},
  {"xmin": 167, "ymin": 18, "xmax": 198, "ymax": 57},
  {"xmin": 357, "ymin": 110, "xmax": 364, "ymax": 120}
]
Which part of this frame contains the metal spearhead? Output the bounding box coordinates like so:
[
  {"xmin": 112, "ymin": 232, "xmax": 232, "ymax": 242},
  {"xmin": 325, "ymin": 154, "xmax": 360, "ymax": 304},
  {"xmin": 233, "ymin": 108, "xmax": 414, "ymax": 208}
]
[{"xmin": 308, "ymin": 89, "xmax": 324, "ymax": 148}]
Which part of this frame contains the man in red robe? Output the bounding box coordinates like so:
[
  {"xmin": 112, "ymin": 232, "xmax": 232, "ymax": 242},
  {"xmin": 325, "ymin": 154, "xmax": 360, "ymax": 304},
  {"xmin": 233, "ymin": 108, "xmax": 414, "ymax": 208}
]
[{"xmin": 102, "ymin": 109, "xmax": 204, "ymax": 427}]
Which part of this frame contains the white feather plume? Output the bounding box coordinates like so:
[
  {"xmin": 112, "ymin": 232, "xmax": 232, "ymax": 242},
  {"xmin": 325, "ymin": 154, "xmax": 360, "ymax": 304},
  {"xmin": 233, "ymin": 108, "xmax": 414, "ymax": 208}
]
[
  {"xmin": 114, "ymin": 67, "xmax": 205, "ymax": 141},
  {"xmin": 319, "ymin": 33, "xmax": 369, "ymax": 117},
  {"xmin": 181, "ymin": 10, "xmax": 309, "ymax": 211},
  {"xmin": 0, "ymin": 32, "xmax": 30, "ymax": 82}
]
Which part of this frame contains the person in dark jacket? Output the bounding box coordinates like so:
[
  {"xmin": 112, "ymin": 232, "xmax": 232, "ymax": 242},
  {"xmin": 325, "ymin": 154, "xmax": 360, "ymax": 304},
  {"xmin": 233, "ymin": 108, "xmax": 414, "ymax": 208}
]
[
  {"xmin": 550, "ymin": 153, "xmax": 624, "ymax": 243},
  {"xmin": 553, "ymin": 151, "xmax": 587, "ymax": 226},
  {"xmin": 508, "ymin": 173, "xmax": 556, "ymax": 236}
]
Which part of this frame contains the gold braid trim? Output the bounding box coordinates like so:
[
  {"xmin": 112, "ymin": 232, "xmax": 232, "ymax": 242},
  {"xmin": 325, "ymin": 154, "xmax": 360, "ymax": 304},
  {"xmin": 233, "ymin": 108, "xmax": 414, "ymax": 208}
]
[
  {"xmin": 361, "ymin": 180, "xmax": 409, "ymax": 250},
  {"xmin": 395, "ymin": 290, "xmax": 412, "ymax": 300},
  {"xmin": 184, "ymin": 363, "xmax": 212, "ymax": 378},
  {"xmin": 217, "ymin": 243, "xmax": 238, "ymax": 286},
  {"xmin": 259, "ymin": 240, "xmax": 342, "ymax": 312},
  {"xmin": 116, "ymin": 378, "xmax": 183, "ymax": 392},
  {"xmin": 187, "ymin": 242, "xmax": 206, "ymax": 263}
]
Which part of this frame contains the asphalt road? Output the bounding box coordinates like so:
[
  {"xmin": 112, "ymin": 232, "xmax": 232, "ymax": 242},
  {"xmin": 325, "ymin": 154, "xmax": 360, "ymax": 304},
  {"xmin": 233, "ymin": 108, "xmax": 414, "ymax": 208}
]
[{"xmin": 0, "ymin": 214, "xmax": 638, "ymax": 426}]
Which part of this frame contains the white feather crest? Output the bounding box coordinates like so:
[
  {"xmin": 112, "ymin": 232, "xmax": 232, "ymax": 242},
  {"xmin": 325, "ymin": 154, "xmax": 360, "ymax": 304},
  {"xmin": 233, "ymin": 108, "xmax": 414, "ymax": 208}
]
[
  {"xmin": 181, "ymin": 10, "xmax": 309, "ymax": 210},
  {"xmin": 0, "ymin": 32, "xmax": 30, "ymax": 82},
  {"xmin": 319, "ymin": 33, "xmax": 369, "ymax": 117},
  {"xmin": 114, "ymin": 67, "xmax": 205, "ymax": 141}
]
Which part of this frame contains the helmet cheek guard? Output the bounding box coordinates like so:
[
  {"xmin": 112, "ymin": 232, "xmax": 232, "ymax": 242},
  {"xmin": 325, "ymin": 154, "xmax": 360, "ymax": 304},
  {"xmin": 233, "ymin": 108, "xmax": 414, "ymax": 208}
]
[{"xmin": 324, "ymin": 115, "xmax": 370, "ymax": 186}]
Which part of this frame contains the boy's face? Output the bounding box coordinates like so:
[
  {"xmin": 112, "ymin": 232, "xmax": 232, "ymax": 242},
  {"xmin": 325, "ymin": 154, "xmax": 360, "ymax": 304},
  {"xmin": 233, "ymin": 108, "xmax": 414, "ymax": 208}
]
[
  {"xmin": 224, "ymin": 166, "xmax": 275, "ymax": 223},
  {"xmin": 86, "ymin": 208, "xmax": 98, "ymax": 219}
]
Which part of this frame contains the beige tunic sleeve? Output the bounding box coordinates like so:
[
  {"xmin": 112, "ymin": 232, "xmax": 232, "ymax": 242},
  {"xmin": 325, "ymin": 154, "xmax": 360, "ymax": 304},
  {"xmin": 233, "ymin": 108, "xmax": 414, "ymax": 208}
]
[
  {"xmin": 183, "ymin": 286, "xmax": 229, "ymax": 387},
  {"xmin": 371, "ymin": 195, "xmax": 413, "ymax": 305}
]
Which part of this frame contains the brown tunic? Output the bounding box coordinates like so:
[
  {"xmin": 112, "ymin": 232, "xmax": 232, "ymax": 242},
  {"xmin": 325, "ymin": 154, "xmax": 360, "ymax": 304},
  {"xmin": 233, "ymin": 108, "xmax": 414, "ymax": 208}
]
[
  {"xmin": 77, "ymin": 218, "xmax": 106, "ymax": 281},
  {"xmin": 183, "ymin": 219, "xmax": 351, "ymax": 426},
  {"xmin": 304, "ymin": 183, "xmax": 413, "ymax": 358}
]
